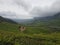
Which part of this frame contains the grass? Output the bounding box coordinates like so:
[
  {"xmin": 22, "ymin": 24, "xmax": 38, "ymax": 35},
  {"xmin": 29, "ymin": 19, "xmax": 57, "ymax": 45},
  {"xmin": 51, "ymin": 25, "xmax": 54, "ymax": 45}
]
[
  {"xmin": 0, "ymin": 22, "xmax": 19, "ymax": 32},
  {"xmin": 0, "ymin": 22, "xmax": 60, "ymax": 45},
  {"xmin": 0, "ymin": 30, "xmax": 60, "ymax": 45}
]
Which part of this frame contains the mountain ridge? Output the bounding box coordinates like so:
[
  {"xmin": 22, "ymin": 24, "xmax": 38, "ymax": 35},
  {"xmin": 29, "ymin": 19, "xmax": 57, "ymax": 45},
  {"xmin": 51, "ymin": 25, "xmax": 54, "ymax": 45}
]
[{"xmin": 0, "ymin": 16, "xmax": 17, "ymax": 24}]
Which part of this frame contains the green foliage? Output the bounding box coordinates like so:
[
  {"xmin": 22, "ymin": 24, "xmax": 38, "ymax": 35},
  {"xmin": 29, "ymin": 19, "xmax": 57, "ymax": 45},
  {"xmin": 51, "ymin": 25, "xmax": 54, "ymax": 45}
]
[
  {"xmin": 0, "ymin": 22, "xmax": 60, "ymax": 45},
  {"xmin": 0, "ymin": 22, "xmax": 19, "ymax": 32},
  {"xmin": 0, "ymin": 30, "xmax": 60, "ymax": 45}
]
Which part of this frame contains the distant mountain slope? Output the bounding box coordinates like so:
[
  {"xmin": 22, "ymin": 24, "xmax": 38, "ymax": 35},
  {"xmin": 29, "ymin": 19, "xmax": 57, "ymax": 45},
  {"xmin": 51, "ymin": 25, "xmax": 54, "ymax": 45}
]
[
  {"xmin": 0, "ymin": 16, "xmax": 17, "ymax": 24},
  {"xmin": 13, "ymin": 19, "xmax": 34, "ymax": 25},
  {"xmin": 32, "ymin": 12, "xmax": 60, "ymax": 26},
  {"xmin": 34, "ymin": 12, "xmax": 60, "ymax": 21}
]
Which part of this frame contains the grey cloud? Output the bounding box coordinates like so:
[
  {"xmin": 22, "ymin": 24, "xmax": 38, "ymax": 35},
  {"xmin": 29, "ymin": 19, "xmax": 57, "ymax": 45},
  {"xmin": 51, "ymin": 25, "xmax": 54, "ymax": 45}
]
[
  {"xmin": 0, "ymin": 11, "xmax": 17, "ymax": 19},
  {"xmin": 30, "ymin": 0, "xmax": 60, "ymax": 17},
  {"xmin": 0, "ymin": 12, "xmax": 16, "ymax": 17},
  {"xmin": 14, "ymin": 0, "xmax": 30, "ymax": 11},
  {"xmin": 0, "ymin": 0, "xmax": 30, "ymax": 11},
  {"xmin": 51, "ymin": 0, "xmax": 60, "ymax": 12},
  {"xmin": 0, "ymin": 0, "xmax": 60, "ymax": 19},
  {"xmin": 30, "ymin": 7, "xmax": 43, "ymax": 17}
]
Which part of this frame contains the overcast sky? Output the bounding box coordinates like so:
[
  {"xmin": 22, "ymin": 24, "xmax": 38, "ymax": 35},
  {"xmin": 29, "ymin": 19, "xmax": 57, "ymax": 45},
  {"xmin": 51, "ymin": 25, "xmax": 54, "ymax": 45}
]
[{"xmin": 0, "ymin": 0, "xmax": 60, "ymax": 19}]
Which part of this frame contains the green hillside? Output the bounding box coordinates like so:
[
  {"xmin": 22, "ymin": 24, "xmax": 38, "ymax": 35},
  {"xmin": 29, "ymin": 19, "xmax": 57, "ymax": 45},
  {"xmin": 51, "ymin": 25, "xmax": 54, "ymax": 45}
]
[
  {"xmin": 0, "ymin": 22, "xmax": 19, "ymax": 32},
  {"xmin": 0, "ymin": 30, "xmax": 60, "ymax": 45},
  {"xmin": 0, "ymin": 13, "xmax": 60, "ymax": 45},
  {"xmin": 0, "ymin": 21, "xmax": 60, "ymax": 45},
  {"xmin": 0, "ymin": 16, "xmax": 17, "ymax": 24},
  {"xmin": 0, "ymin": 31, "xmax": 60, "ymax": 45},
  {"xmin": 30, "ymin": 12, "xmax": 60, "ymax": 33}
]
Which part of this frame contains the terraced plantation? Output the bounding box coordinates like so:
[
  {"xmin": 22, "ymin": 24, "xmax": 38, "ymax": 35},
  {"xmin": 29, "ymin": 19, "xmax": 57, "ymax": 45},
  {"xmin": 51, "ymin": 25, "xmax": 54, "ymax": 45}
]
[
  {"xmin": 0, "ymin": 22, "xmax": 60, "ymax": 45},
  {"xmin": 0, "ymin": 0, "xmax": 60, "ymax": 45}
]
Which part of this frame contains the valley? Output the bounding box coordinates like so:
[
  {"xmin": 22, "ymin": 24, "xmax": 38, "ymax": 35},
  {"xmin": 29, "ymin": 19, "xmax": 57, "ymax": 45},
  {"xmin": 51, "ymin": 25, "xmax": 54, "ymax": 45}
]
[{"xmin": 0, "ymin": 12, "xmax": 60, "ymax": 45}]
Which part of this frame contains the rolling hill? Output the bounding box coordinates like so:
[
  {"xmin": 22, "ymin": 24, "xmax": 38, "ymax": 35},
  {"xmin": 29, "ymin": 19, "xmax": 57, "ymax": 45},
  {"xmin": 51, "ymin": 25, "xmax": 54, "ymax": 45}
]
[
  {"xmin": 0, "ymin": 16, "xmax": 17, "ymax": 24},
  {"xmin": 32, "ymin": 12, "xmax": 60, "ymax": 26},
  {"xmin": 0, "ymin": 13, "xmax": 60, "ymax": 45}
]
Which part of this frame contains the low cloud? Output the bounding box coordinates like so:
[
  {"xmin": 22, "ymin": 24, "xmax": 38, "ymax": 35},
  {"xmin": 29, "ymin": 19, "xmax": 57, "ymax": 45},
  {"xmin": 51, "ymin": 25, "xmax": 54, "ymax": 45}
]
[
  {"xmin": 30, "ymin": 0, "xmax": 60, "ymax": 17},
  {"xmin": 0, "ymin": 0, "xmax": 60, "ymax": 19},
  {"xmin": 0, "ymin": 12, "xmax": 16, "ymax": 19},
  {"xmin": 14, "ymin": 0, "xmax": 31, "ymax": 11}
]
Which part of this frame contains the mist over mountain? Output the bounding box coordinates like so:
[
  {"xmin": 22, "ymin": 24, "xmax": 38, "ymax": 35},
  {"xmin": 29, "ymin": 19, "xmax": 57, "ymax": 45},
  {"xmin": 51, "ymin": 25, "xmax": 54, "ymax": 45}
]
[
  {"xmin": 33, "ymin": 12, "xmax": 60, "ymax": 22},
  {"xmin": 0, "ymin": 16, "xmax": 17, "ymax": 24},
  {"xmin": 31, "ymin": 12, "xmax": 60, "ymax": 27},
  {"xmin": 0, "ymin": 12, "xmax": 16, "ymax": 19},
  {"xmin": 0, "ymin": 0, "xmax": 60, "ymax": 19},
  {"xmin": 13, "ymin": 19, "xmax": 34, "ymax": 24},
  {"xmin": 34, "ymin": 12, "xmax": 60, "ymax": 21},
  {"xmin": 0, "ymin": 11, "xmax": 60, "ymax": 24},
  {"xmin": 0, "ymin": 0, "xmax": 60, "ymax": 24}
]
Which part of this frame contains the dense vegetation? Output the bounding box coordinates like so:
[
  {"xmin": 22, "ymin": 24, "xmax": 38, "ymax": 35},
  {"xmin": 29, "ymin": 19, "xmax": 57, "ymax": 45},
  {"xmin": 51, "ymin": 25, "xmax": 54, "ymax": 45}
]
[
  {"xmin": 0, "ymin": 13, "xmax": 60, "ymax": 45},
  {"xmin": 0, "ymin": 22, "xmax": 60, "ymax": 45},
  {"xmin": 0, "ymin": 30, "xmax": 60, "ymax": 45}
]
